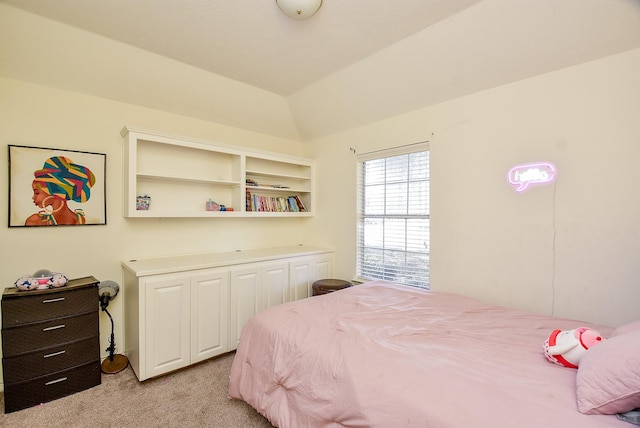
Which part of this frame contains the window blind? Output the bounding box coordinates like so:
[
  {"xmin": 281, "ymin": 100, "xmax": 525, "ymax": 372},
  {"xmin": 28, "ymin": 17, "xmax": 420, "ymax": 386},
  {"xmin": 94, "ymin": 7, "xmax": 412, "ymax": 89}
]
[{"xmin": 356, "ymin": 144, "xmax": 430, "ymax": 289}]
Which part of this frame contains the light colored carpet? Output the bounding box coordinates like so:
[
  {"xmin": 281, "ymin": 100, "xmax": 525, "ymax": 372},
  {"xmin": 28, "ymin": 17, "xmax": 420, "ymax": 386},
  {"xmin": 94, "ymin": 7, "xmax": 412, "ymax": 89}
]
[{"xmin": 0, "ymin": 352, "xmax": 275, "ymax": 428}]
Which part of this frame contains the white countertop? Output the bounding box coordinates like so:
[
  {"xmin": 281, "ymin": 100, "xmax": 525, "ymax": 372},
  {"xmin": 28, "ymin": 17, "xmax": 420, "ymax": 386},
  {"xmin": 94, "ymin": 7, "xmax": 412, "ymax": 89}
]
[{"xmin": 122, "ymin": 245, "xmax": 333, "ymax": 277}]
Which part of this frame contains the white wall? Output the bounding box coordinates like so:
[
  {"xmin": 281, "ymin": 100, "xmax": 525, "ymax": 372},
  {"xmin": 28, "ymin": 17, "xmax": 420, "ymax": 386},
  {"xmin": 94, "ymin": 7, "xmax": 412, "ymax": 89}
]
[
  {"xmin": 0, "ymin": 78, "xmax": 310, "ymax": 386},
  {"xmin": 306, "ymin": 48, "xmax": 640, "ymax": 328},
  {"xmin": 0, "ymin": 3, "xmax": 301, "ymax": 140}
]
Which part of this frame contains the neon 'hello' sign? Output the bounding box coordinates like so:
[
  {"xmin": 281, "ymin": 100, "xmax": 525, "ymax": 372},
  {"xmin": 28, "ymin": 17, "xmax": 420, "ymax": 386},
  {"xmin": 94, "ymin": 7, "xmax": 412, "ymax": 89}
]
[{"xmin": 508, "ymin": 162, "xmax": 556, "ymax": 193}]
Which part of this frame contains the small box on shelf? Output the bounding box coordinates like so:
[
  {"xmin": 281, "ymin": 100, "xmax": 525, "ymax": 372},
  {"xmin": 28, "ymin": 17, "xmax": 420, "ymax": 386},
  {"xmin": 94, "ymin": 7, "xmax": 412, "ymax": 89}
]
[{"xmin": 136, "ymin": 195, "xmax": 151, "ymax": 211}]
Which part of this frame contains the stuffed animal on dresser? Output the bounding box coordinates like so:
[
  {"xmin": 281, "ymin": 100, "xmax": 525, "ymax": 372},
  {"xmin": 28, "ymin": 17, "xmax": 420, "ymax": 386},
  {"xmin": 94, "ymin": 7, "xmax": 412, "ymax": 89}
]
[{"xmin": 14, "ymin": 270, "xmax": 68, "ymax": 291}]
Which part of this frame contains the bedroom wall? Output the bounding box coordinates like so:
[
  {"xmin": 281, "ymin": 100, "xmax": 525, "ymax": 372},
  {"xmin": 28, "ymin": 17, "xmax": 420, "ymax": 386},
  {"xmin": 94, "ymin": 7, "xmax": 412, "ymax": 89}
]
[
  {"xmin": 0, "ymin": 3, "xmax": 300, "ymax": 141},
  {"xmin": 306, "ymin": 48, "xmax": 640, "ymax": 329},
  {"xmin": 1, "ymin": 1, "xmax": 638, "ymax": 390},
  {"xmin": 0, "ymin": 77, "xmax": 311, "ymax": 386}
]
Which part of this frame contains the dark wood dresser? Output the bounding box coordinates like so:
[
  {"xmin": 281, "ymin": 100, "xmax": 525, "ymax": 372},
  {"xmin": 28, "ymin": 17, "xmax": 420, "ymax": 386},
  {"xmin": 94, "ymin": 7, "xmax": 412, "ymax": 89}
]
[{"xmin": 1, "ymin": 276, "xmax": 101, "ymax": 413}]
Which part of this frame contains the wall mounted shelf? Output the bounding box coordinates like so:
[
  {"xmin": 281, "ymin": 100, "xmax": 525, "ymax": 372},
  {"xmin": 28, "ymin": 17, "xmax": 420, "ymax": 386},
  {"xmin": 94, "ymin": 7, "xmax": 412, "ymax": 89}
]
[{"xmin": 121, "ymin": 127, "xmax": 315, "ymax": 218}]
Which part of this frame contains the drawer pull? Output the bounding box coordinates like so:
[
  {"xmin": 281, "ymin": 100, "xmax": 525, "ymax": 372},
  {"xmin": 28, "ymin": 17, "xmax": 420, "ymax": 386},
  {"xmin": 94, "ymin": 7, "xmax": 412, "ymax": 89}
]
[
  {"xmin": 42, "ymin": 297, "xmax": 66, "ymax": 304},
  {"xmin": 44, "ymin": 350, "xmax": 66, "ymax": 358},
  {"xmin": 43, "ymin": 324, "xmax": 66, "ymax": 332},
  {"xmin": 45, "ymin": 377, "xmax": 68, "ymax": 386}
]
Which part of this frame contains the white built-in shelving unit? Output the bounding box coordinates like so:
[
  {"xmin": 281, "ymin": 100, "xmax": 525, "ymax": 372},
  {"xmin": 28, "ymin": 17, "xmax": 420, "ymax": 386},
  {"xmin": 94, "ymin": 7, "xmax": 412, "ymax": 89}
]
[{"xmin": 121, "ymin": 127, "xmax": 315, "ymax": 218}]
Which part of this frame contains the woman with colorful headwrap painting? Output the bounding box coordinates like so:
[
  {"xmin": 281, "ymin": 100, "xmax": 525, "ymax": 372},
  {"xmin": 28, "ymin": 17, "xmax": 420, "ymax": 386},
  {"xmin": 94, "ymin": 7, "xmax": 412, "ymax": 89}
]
[{"xmin": 25, "ymin": 156, "xmax": 96, "ymax": 226}]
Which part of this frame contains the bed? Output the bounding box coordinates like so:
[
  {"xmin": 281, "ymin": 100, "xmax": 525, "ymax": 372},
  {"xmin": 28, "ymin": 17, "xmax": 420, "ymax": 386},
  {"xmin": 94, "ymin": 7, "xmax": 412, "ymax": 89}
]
[{"xmin": 228, "ymin": 280, "xmax": 640, "ymax": 427}]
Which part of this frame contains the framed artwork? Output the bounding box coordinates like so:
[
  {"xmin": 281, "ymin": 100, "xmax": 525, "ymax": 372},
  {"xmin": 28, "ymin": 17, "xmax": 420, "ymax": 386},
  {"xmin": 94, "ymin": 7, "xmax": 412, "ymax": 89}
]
[{"xmin": 8, "ymin": 145, "xmax": 107, "ymax": 227}]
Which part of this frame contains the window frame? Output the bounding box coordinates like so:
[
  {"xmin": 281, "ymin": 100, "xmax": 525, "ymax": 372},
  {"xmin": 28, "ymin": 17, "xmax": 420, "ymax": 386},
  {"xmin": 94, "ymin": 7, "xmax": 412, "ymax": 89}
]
[{"xmin": 355, "ymin": 143, "xmax": 430, "ymax": 288}]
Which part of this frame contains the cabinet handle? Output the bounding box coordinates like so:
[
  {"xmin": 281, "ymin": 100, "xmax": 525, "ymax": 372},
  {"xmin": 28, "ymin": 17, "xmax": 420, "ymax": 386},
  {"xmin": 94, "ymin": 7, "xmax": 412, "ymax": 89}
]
[
  {"xmin": 43, "ymin": 324, "xmax": 65, "ymax": 332},
  {"xmin": 44, "ymin": 350, "xmax": 66, "ymax": 358},
  {"xmin": 42, "ymin": 297, "xmax": 65, "ymax": 304},
  {"xmin": 45, "ymin": 377, "xmax": 68, "ymax": 386}
]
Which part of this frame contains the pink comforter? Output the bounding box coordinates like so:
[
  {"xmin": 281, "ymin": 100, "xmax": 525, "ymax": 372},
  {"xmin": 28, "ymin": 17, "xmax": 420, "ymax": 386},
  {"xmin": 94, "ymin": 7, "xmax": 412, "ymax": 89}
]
[{"xmin": 229, "ymin": 281, "xmax": 625, "ymax": 427}]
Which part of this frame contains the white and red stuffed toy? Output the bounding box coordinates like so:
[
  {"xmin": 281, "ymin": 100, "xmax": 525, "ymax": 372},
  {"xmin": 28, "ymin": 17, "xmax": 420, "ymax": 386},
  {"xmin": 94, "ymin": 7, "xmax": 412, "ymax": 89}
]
[
  {"xmin": 543, "ymin": 327, "xmax": 604, "ymax": 368},
  {"xmin": 14, "ymin": 271, "xmax": 68, "ymax": 291}
]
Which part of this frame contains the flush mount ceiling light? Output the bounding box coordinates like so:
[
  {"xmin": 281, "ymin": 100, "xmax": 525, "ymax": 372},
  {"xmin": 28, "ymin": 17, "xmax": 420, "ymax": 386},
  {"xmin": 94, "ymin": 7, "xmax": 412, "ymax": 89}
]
[{"xmin": 276, "ymin": 0, "xmax": 322, "ymax": 20}]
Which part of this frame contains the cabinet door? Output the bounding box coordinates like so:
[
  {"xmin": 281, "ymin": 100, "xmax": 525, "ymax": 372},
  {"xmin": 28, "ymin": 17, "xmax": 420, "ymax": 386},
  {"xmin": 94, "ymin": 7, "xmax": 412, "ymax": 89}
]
[
  {"xmin": 229, "ymin": 261, "xmax": 289, "ymax": 348},
  {"xmin": 289, "ymin": 259, "xmax": 313, "ymax": 301},
  {"xmin": 144, "ymin": 274, "xmax": 190, "ymax": 379},
  {"xmin": 262, "ymin": 262, "xmax": 289, "ymax": 309},
  {"xmin": 229, "ymin": 266, "xmax": 261, "ymax": 348},
  {"xmin": 190, "ymin": 269, "xmax": 229, "ymax": 364},
  {"xmin": 313, "ymin": 255, "xmax": 332, "ymax": 280},
  {"xmin": 289, "ymin": 254, "xmax": 335, "ymax": 301}
]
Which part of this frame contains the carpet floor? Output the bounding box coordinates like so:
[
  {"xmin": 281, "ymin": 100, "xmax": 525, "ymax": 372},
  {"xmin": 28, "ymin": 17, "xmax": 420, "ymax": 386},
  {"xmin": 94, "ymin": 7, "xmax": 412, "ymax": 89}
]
[{"xmin": 0, "ymin": 352, "xmax": 275, "ymax": 428}]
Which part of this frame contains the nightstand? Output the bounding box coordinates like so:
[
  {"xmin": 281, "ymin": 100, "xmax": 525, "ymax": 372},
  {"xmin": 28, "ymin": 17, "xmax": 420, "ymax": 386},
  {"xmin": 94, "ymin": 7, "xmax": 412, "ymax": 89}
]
[{"xmin": 1, "ymin": 276, "xmax": 101, "ymax": 413}]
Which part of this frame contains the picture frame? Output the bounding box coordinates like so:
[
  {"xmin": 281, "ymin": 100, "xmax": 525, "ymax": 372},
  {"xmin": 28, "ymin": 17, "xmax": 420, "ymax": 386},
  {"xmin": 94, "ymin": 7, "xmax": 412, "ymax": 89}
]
[{"xmin": 8, "ymin": 145, "xmax": 107, "ymax": 227}]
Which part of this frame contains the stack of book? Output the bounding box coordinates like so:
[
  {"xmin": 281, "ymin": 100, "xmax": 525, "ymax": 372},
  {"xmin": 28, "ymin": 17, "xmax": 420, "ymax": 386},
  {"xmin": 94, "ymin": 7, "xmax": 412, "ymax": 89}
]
[{"xmin": 246, "ymin": 191, "xmax": 307, "ymax": 212}]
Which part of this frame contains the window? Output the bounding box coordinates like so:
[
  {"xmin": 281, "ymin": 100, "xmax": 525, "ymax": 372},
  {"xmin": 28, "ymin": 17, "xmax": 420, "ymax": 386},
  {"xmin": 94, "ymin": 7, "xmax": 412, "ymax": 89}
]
[{"xmin": 356, "ymin": 144, "xmax": 430, "ymax": 289}]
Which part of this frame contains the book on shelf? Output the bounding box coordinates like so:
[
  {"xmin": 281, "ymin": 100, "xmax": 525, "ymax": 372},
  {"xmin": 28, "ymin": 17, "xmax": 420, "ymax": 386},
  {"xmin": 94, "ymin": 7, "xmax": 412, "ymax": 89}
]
[
  {"xmin": 293, "ymin": 195, "xmax": 307, "ymax": 212},
  {"xmin": 245, "ymin": 192, "xmax": 307, "ymax": 212}
]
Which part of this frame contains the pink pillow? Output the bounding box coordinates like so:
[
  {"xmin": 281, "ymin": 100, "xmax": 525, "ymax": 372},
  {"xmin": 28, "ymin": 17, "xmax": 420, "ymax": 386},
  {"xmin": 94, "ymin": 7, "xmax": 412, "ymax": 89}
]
[
  {"xmin": 611, "ymin": 320, "xmax": 640, "ymax": 338},
  {"xmin": 576, "ymin": 329, "xmax": 640, "ymax": 414}
]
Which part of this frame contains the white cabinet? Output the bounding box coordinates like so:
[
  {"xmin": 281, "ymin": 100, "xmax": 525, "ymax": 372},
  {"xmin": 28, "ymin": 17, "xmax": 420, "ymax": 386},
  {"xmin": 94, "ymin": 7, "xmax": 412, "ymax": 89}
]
[
  {"xmin": 125, "ymin": 268, "xmax": 229, "ymax": 381},
  {"xmin": 229, "ymin": 261, "xmax": 289, "ymax": 347},
  {"xmin": 121, "ymin": 127, "xmax": 315, "ymax": 217},
  {"xmin": 122, "ymin": 246, "xmax": 333, "ymax": 381}
]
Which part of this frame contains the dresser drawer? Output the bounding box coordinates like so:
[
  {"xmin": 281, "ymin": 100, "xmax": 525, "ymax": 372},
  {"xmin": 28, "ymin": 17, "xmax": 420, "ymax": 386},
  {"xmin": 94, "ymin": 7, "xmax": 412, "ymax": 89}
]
[
  {"xmin": 2, "ymin": 336, "xmax": 99, "ymax": 384},
  {"xmin": 2, "ymin": 285, "xmax": 97, "ymax": 326},
  {"xmin": 3, "ymin": 361, "xmax": 101, "ymax": 413},
  {"xmin": 2, "ymin": 311, "xmax": 98, "ymax": 357}
]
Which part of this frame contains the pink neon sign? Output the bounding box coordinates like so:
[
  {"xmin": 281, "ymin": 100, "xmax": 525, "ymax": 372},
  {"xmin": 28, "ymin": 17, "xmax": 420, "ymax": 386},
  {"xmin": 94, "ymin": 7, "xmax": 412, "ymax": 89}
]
[{"xmin": 508, "ymin": 162, "xmax": 556, "ymax": 193}]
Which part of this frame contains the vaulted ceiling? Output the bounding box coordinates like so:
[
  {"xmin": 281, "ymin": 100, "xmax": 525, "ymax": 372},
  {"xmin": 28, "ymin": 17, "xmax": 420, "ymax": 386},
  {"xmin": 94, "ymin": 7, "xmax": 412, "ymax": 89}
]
[{"xmin": 2, "ymin": 0, "xmax": 639, "ymax": 140}]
